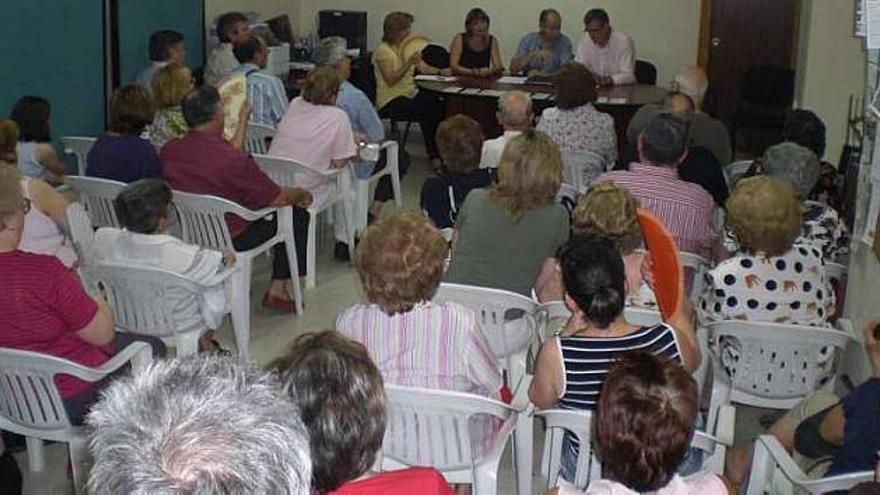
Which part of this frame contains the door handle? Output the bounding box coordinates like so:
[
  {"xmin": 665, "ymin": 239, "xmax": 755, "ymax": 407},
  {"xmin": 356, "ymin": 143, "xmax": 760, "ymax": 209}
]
[{"xmin": 711, "ymin": 37, "xmax": 722, "ymax": 48}]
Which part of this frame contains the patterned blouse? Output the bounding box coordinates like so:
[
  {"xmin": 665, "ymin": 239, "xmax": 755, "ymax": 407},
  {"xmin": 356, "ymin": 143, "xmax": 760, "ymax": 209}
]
[
  {"xmin": 537, "ymin": 103, "xmax": 618, "ymax": 173},
  {"xmin": 149, "ymin": 107, "xmax": 189, "ymax": 149},
  {"xmin": 698, "ymin": 243, "xmax": 835, "ymax": 326}
]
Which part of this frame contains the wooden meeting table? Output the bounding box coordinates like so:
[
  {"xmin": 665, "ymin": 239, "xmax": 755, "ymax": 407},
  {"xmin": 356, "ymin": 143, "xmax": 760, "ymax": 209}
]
[{"xmin": 417, "ymin": 76, "xmax": 668, "ymax": 152}]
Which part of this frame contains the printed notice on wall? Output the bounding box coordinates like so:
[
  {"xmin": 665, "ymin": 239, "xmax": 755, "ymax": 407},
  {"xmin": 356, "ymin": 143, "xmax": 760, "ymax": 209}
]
[
  {"xmin": 866, "ymin": 0, "xmax": 880, "ymax": 48},
  {"xmin": 857, "ymin": 0, "xmax": 867, "ymax": 37}
]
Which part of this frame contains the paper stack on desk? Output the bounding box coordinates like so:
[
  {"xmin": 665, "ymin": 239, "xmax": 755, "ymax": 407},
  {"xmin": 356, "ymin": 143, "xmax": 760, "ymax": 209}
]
[
  {"xmin": 596, "ymin": 96, "xmax": 627, "ymax": 104},
  {"xmin": 497, "ymin": 76, "xmax": 528, "ymax": 84},
  {"xmin": 441, "ymin": 86, "xmax": 464, "ymax": 94},
  {"xmin": 414, "ymin": 75, "xmax": 458, "ymax": 82}
]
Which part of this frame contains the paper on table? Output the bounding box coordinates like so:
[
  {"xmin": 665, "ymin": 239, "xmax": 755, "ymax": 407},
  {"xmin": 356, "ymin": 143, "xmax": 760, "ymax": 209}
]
[
  {"xmin": 531, "ymin": 93, "xmax": 552, "ymax": 100},
  {"xmin": 414, "ymin": 74, "xmax": 458, "ymax": 82},
  {"xmin": 596, "ymin": 96, "xmax": 627, "ymax": 104},
  {"xmin": 480, "ymin": 89, "xmax": 506, "ymax": 97},
  {"xmin": 441, "ymin": 86, "xmax": 464, "ymax": 94},
  {"xmin": 497, "ymin": 76, "xmax": 528, "ymax": 84},
  {"xmin": 460, "ymin": 88, "xmax": 482, "ymax": 95}
]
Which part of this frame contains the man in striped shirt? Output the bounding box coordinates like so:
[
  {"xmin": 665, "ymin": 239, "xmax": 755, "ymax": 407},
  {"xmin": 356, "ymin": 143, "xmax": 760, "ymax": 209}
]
[
  {"xmin": 231, "ymin": 35, "xmax": 289, "ymax": 127},
  {"xmin": 596, "ymin": 113, "xmax": 719, "ymax": 258}
]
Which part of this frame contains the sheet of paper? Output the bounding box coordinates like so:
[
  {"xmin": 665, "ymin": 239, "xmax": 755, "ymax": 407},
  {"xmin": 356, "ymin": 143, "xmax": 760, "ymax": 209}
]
[
  {"xmin": 460, "ymin": 87, "xmax": 482, "ymax": 95},
  {"xmin": 530, "ymin": 93, "xmax": 552, "ymax": 100},
  {"xmin": 866, "ymin": 0, "xmax": 880, "ymax": 48},
  {"xmin": 479, "ymin": 89, "xmax": 505, "ymax": 97},
  {"xmin": 596, "ymin": 96, "xmax": 627, "ymax": 104},
  {"xmin": 440, "ymin": 86, "xmax": 463, "ymax": 94},
  {"xmin": 414, "ymin": 75, "xmax": 458, "ymax": 82},
  {"xmin": 497, "ymin": 76, "xmax": 528, "ymax": 84}
]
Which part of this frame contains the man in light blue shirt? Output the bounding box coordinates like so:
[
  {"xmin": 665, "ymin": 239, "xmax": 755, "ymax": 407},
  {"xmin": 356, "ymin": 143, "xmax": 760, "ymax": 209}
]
[
  {"xmin": 135, "ymin": 30, "xmax": 185, "ymax": 93},
  {"xmin": 510, "ymin": 9, "xmax": 573, "ymax": 76},
  {"xmin": 231, "ymin": 35, "xmax": 289, "ymax": 127}
]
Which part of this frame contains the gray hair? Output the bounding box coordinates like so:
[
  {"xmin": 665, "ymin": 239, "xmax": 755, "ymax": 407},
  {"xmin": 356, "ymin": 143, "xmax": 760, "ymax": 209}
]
[
  {"xmin": 87, "ymin": 356, "xmax": 312, "ymax": 495},
  {"xmin": 313, "ymin": 36, "xmax": 349, "ymax": 67},
  {"xmin": 762, "ymin": 142, "xmax": 820, "ymax": 200},
  {"xmin": 498, "ymin": 91, "xmax": 533, "ymax": 127},
  {"xmin": 181, "ymin": 86, "xmax": 221, "ymax": 128}
]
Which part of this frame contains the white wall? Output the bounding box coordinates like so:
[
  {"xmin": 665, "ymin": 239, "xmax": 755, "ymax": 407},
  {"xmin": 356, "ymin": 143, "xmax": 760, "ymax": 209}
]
[
  {"xmin": 797, "ymin": 0, "xmax": 866, "ymax": 163},
  {"xmin": 295, "ymin": 0, "xmax": 700, "ymax": 87}
]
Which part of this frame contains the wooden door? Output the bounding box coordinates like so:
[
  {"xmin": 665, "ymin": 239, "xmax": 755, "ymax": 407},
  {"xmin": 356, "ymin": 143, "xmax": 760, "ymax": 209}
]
[{"xmin": 700, "ymin": 0, "xmax": 801, "ymax": 122}]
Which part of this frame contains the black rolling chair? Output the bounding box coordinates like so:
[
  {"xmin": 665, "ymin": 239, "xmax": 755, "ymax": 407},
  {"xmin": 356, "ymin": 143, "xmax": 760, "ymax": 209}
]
[
  {"xmin": 635, "ymin": 60, "xmax": 658, "ymax": 85},
  {"xmin": 730, "ymin": 65, "xmax": 795, "ymax": 154}
]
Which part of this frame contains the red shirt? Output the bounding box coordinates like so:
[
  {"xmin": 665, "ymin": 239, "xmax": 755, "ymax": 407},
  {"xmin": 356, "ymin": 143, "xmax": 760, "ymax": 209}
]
[
  {"xmin": 0, "ymin": 251, "xmax": 103, "ymax": 397},
  {"xmin": 161, "ymin": 130, "xmax": 281, "ymax": 234},
  {"xmin": 328, "ymin": 467, "xmax": 454, "ymax": 495}
]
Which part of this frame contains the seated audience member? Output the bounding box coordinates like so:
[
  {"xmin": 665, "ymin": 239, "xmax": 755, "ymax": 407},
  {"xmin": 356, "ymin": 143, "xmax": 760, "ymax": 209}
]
[
  {"xmin": 445, "ymin": 130, "xmax": 570, "ymax": 296},
  {"xmin": 449, "ymin": 8, "xmax": 504, "ymax": 77},
  {"xmin": 1, "ymin": 119, "xmax": 75, "ymax": 268},
  {"xmin": 205, "ymin": 12, "xmax": 250, "ymax": 85},
  {"xmin": 10, "ymin": 96, "xmax": 67, "ymax": 180},
  {"xmin": 574, "ymin": 8, "xmax": 635, "ymax": 86},
  {"xmin": 149, "ymin": 63, "xmax": 193, "ymax": 149},
  {"xmin": 619, "ymin": 91, "xmax": 729, "ymax": 206},
  {"xmin": 784, "ymin": 109, "xmax": 843, "ymax": 211},
  {"xmin": 762, "ymin": 142, "xmax": 849, "ymax": 263},
  {"xmin": 530, "ymin": 236, "xmax": 699, "ymax": 483},
  {"xmin": 87, "ymin": 356, "xmax": 311, "ymax": 495},
  {"xmin": 273, "ymin": 331, "xmax": 455, "ymax": 495},
  {"xmin": 314, "ymin": 36, "xmax": 401, "ymax": 221},
  {"xmin": 135, "ymin": 29, "xmax": 185, "ymax": 93},
  {"xmin": 0, "ymin": 166, "xmax": 165, "ymax": 425},
  {"xmin": 725, "ymin": 317, "xmax": 880, "ymax": 486},
  {"xmin": 93, "ymin": 179, "xmax": 233, "ymax": 352},
  {"xmin": 481, "ymin": 91, "xmax": 532, "ymax": 169},
  {"xmin": 373, "ymin": 11, "xmax": 445, "ymax": 170},
  {"xmin": 701, "ymin": 176, "xmax": 834, "ymax": 326},
  {"xmin": 337, "ymin": 211, "xmax": 502, "ymax": 400},
  {"xmin": 510, "ymin": 9, "xmax": 573, "ymax": 76},
  {"xmin": 671, "ymin": 66, "xmax": 732, "ymax": 164},
  {"xmin": 87, "ymin": 85, "xmax": 161, "ymax": 183},
  {"xmin": 421, "ymin": 115, "xmax": 496, "ymax": 232},
  {"xmin": 0, "ymin": 435, "xmax": 21, "ymax": 495},
  {"xmin": 537, "ymin": 62, "xmax": 617, "ymax": 179},
  {"xmin": 597, "ymin": 114, "xmax": 718, "ymax": 259},
  {"xmin": 551, "ymin": 352, "xmax": 730, "ymax": 494},
  {"xmin": 231, "ymin": 34, "xmax": 288, "ymax": 127},
  {"xmin": 269, "ymin": 66, "xmax": 357, "ymax": 261},
  {"xmin": 534, "ymin": 181, "xmax": 653, "ymax": 309},
  {"xmin": 161, "ymin": 86, "xmax": 312, "ymax": 312}
]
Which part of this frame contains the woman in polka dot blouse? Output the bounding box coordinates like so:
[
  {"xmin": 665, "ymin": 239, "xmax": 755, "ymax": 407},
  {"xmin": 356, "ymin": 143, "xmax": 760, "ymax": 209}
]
[{"xmin": 698, "ymin": 177, "xmax": 834, "ymax": 326}]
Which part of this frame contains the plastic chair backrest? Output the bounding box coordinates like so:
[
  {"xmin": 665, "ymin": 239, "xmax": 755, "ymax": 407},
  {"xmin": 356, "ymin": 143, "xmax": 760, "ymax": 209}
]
[
  {"xmin": 0, "ymin": 348, "xmax": 75, "ymax": 430},
  {"xmin": 66, "ymin": 202, "xmax": 95, "ymax": 265},
  {"xmin": 562, "ymin": 151, "xmax": 606, "ymax": 192},
  {"xmin": 171, "ymin": 190, "xmax": 244, "ymax": 251},
  {"xmin": 64, "ymin": 176, "xmax": 126, "ymax": 228},
  {"xmin": 382, "ymin": 384, "xmax": 513, "ymax": 472},
  {"xmin": 707, "ymin": 320, "xmax": 854, "ymax": 406},
  {"xmin": 92, "ymin": 262, "xmax": 206, "ymax": 337},
  {"xmin": 725, "ymin": 159, "xmax": 754, "ymax": 188},
  {"xmin": 59, "ymin": 136, "xmax": 97, "ymax": 175},
  {"xmin": 679, "ymin": 250, "xmax": 711, "ymax": 301},
  {"xmin": 635, "ymin": 60, "xmax": 658, "ymax": 85},
  {"xmin": 244, "ymin": 122, "xmax": 276, "ymax": 155}
]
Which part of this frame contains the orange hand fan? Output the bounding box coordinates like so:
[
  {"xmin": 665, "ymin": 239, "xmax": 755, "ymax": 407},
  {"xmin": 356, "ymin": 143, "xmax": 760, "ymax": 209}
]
[{"xmin": 636, "ymin": 208, "xmax": 685, "ymax": 322}]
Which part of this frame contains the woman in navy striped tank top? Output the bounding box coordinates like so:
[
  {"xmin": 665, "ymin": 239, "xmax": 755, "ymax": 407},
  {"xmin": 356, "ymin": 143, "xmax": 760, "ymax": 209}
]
[
  {"xmin": 529, "ymin": 234, "xmax": 700, "ymax": 411},
  {"xmin": 529, "ymin": 235, "xmax": 700, "ymax": 485}
]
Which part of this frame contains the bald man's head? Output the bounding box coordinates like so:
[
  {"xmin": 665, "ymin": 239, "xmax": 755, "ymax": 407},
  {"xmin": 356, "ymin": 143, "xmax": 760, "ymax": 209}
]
[
  {"xmin": 661, "ymin": 91, "xmax": 695, "ymax": 115},
  {"xmin": 497, "ymin": 91, "xmax": 533, "ymax": 129},
  {"xmin": 673, "ymin": 66, "xmax": 708, "ymax": 108}
]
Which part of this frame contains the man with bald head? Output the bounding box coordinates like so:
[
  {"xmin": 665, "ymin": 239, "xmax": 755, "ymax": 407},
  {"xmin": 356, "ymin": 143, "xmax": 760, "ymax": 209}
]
[
  {"xmin": 480, "ymin": 91, "xmax": 533, "ymax": 169},
  {"xmin": 510, "ymin": 9, "xmax": 573, "ymax": 76},
  {"xmin": 627, "ymin": 66, "xmax": 731, "ymax": 165}
]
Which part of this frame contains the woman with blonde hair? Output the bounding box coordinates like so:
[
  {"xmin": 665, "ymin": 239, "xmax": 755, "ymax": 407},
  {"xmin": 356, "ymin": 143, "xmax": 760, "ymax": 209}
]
[
  {"xmin": 444, "ymin": 129, "xmax": 569, "ymax": 296},
  {"xmin": 149, "ymin": 62, "xmax": 193, "ymax": 148},
  {"xmin": 699, "ymin": 176, "xmax": 834, "ymax": 325}
]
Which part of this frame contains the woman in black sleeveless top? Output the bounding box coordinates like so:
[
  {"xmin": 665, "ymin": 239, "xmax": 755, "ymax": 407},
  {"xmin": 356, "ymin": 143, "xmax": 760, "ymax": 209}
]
[{"xmin": 449, "ymin": 8, "xmax": 504, "ymax": 77}]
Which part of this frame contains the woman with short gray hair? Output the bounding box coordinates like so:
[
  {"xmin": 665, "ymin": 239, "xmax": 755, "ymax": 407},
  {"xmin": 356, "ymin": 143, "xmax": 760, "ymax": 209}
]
[{"xmin": 762, "ymin": 142, "xmax": 849, "ymax": 263}]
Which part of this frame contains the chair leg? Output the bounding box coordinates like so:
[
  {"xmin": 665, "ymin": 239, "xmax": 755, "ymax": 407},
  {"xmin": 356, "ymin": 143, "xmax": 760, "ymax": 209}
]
[
  {"xmin": 69, "ymin": 435, "xmax": 90, "ymax": 495},
  {"xmin": 306, "ymin": 210, "xmax": 317, "ymax": 290},
  {"xmin": 230, "ymin": 263, "xmax": 252, "ymax": 357},
  {"xmin": 25, "ymin": 437, "xmax": 45, "ymax": 472},
  {"xmin": 283, "ymin": 239, "xmax": 304, "ymax": 315},
  {"xmin": 391, "ymin": 163, "xmax": 402, "ymax": 208},
  {"xmin": 514, "ymin": 411, "xmax": 534, "ymax": 495}
]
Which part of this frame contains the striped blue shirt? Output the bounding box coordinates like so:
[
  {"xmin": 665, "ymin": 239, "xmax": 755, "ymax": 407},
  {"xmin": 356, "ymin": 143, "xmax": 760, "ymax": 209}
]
[{"xmin": 231, "ymin": 63, "xmax": 289, "ymax": 127}]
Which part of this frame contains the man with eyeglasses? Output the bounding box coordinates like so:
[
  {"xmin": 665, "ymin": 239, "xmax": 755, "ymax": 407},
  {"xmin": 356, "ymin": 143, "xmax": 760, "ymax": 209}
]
[{"xmin": 574, "ymin": 8, "xmax": 635, "ymax": 86}]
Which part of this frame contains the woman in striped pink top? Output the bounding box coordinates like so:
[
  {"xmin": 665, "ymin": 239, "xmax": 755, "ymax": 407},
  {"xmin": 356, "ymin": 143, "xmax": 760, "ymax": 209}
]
[{"xmin": 336, "ymin": 210, "xmax": 502, "ymax": 400}]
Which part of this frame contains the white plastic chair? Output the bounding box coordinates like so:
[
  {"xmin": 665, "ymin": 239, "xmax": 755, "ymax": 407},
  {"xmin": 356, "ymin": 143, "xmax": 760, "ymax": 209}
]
[
  {"xmin": 92, "ymin": 262, "xmax": 242, "ymax": 357},
  {"xmin": 562, "ymin": 151, "xmax": 605, "ymax": 193},
  {"xmin": 244, "ymin": 122, "xmax": 276, "ymax": 155},
  {"xmin": 59, "ymin": 136, "xmax": 97, "ymax": 175},
  {"xmin": 433, "ymin": 283, "xmax": 539, "ymax": 391},
  {"xmin": 352, "ymin": 140, "xmax": 402, "ymax": 236},
  {"xmin": 253, "ymin": 154, "xmax": 355, "ymax": 289},
  {"xmin": 679, "ymin": 251, "xmax": 711, "ymax": 302},
  {"xmin": 0, "ymin": 342, "xmax": 153, "ymax": 494},
  {"xmin": 705, "ymin": 320, "xmax": 855, "ymax": 432},
  {"xmin": 63, "ymin": 175, "xmax": 126, "ymax": 228},
  {"xmin": 381, "ymin": 384, "xmax": 521, "ymax": 495},
  {"xmin": 746, "ymin": 434, "xmax": 874, "ymax": 495},
  {"xmin": 725, "ymin": 159, "xmax": 754, "ymax": 188},
  {"xmin": 824, "ymin": 261, "xmax": 848, "ymax": 287},
  {"xmin": 171, "ymin": 189, "xmax": 303, "ymax": 324},
  {"xmin": 536, "ymin": 405, "xmax": 735, "ymax": 491},
  {"xmin": 66, "ymin": 202, "xmax": 95, "ymax": 266}
]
